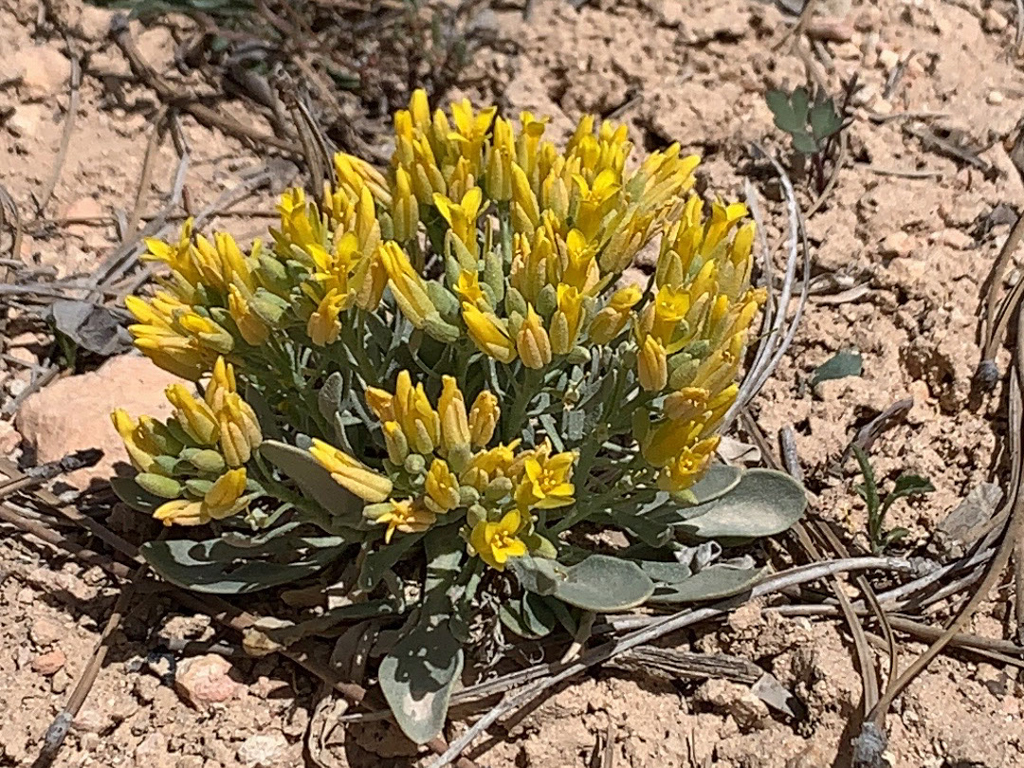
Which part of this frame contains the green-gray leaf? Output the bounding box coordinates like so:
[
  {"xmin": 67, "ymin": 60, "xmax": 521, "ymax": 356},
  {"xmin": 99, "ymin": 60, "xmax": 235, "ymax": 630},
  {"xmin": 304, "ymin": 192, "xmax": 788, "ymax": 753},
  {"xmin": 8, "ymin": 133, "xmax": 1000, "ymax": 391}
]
[
  {"xmin": 677, "ymin": 469, "xmax": 806, "ymax": 540},
  {"xmin": 141, "ymin": 535, "xmax": 347, "ymax": 594},
  {"xmin": 649, "ymin": 565, "xmax": 766, "ymax": 604},
  {"xmin": 379, "ymin": 622, "xmax": 464, "ymax": 745},
  {"xmin": 110, "ymin": 476, "xmax": 165, "ymax": 514},
  {"xmin": 791, "ymin": 130, "xmax": 819, "ymax": 155},
  {"xmin": 499, "ymin": 592, "xmax": 558, "ymax": 639},
  {"xmin": 552, "ymin": 555, "xmax": 654, "ymax": 612},
  {"xmin": 260, "ymin": 440, "xmax": 365, "ymax": 526},
  {"xmin": 811, "ymin": 350, "xmax": 862, "ymax": 387}
]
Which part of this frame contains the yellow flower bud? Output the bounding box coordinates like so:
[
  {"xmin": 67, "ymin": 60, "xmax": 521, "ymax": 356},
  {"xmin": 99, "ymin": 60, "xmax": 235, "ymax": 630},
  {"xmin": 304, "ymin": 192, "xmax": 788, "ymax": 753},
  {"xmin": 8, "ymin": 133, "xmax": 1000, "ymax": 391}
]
[
  {"xmin": 205, "ymin": 468, "xmax": 248, "ymax": 516},
  {"xmin": 309, "ymin": 438, "xmax": 393, "ymax": 503},
  {"xmin": 468, "ymin": 390, "xmax": 500, "ymax": 448},
  {"xmin": 165, "ymin": 384, "xmax": 220, "ymax": 445},
  {"xmin": 638, "ymin": 335, "xmax": 668, "ymax": 392},
  {"xmin": 383, "ymin": 421, "xmax": 409, "ymax": 464},
  {"xmin": 111, "ymin": 409, "xmax": 161, "ymax": 473},
  {"xmin": 391, "ymin": 167, "xmax": 419, "ymax": 243},
  {"xmin": 438, "ymin": 375, "xmax": 471, "ymax": 454},
  {"xmin": 516, "ymin": 304, "xmax": 552, "ymax": 369},
  {"xmin": 462, "ymin": 303, "xmax": 517, "ymax": 363}
]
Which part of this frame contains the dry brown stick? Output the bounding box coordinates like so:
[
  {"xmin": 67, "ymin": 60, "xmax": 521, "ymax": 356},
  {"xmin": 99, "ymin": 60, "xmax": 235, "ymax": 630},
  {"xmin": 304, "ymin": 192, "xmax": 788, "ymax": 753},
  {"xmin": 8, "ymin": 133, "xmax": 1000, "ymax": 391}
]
[
  {"xmin": 792, "ymin": 521, "xmax": 879, "ymax": 714},
  {"xmin": 774, "ymin": 604, "xmax": 1024, "ymax": 664},
  {"xmin": 36, "ymin": 51, "xmax": 81, "ymax": 213},
  {"xmin": 125, "ymin": 108, "xmax": 168, "ymax": 240},
  {"xmin": 863, "ymin": 311, "xmax": 1024, "ymax": 733},
  {"xmin": 0, "ymin": 183, "xmax": 24, "ymax": 265},
  {"xmin": 36, "ymin": 562, "xmax": 148, "ymax": 766},
  {"xmin": 109, "ymin": 15, "xmax": 301, "ymax": 155},
  {"xmin": 428, "ymin": 557, "xmax": 916, "ymax": 768},
  {"xmin": 979, "ymin": 209, "xmax": 1024, "ymax": 370},
  {"xmin": 814, "ymin": 522, "xmax": 899, "ymax": 698},
  {"xmin": 776, "ymin": 0, "xmax": 822, "ymax": 50},
  {"xmin": 0, "ymin": 503, "xmax": 134, "ymax": 579}
]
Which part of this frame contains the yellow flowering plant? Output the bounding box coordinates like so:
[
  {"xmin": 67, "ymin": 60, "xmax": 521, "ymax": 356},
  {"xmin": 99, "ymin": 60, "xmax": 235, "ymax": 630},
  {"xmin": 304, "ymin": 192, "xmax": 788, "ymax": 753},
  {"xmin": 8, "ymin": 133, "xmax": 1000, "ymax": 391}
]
[{"xmin": 111, "ymin": 91, "xmax": 805, "ymax": 744}]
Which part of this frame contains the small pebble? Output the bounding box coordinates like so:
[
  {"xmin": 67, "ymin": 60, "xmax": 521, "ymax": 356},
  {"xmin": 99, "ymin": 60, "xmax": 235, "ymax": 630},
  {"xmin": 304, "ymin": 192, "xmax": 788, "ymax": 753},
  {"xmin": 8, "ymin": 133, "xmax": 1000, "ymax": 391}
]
[
  {"xmin": 878, "ymin": 48, "xmax": 900, "ymax": 70},
  {"xmin": 988, "ymin": 90, "xmax": 1004, "ymax": 105}
]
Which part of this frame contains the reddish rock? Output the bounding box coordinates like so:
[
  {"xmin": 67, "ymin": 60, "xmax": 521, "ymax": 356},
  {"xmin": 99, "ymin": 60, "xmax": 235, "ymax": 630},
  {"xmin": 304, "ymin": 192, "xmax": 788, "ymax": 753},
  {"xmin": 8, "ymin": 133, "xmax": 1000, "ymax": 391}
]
[
  {"xmin": 174, "ymin": 654, "xmax": 242, "ymax": 708},
  {"xmin": 16, "ymin": 355, "xmax": 184, "ymax": 489},
  {"xmin": 32, "ymin": 649, "xmax": 66, "ymax": 676}
]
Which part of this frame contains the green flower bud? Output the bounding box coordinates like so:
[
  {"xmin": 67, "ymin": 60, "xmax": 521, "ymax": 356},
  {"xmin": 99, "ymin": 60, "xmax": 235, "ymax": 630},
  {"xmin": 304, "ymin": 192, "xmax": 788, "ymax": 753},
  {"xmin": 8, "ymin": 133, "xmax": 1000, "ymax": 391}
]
[
  {"xmin": 466, "ymin": 503, "xmax": 487, "ymax": 528},
  {"xmin": 566, "ymin": 345, "xmax": 590, "ymax": 364},
  {"xmin": 505, "ymin": 286, "xmax": 527, "ymax": 317},
  {"xmin": 425, "ymin": 282, "xmax": 460, "ymax": 320},
  {"xmin": 484, "ymin": 476, "xmax": 514, "ymax": 501},
  {"xmin": 523, "ymin": 533, "xmax": 558, "ymax": 559},
  {"xmin": 404, "ymin": 453, "xmax": 426, "ymax": 476},
  {"xmin": 250, "ymin": 288, "xmax": 290, "ymax": 325},
  {"xmin": 424, "ymin": 313, "xmax": 462, "ymax": 344},
  {"xmin": 458, "ymin": 485, "xmax": 481, "ymax": 506},
  {"xmin": 187, "ymin": 449, "xmax": 227, "ymax": 474},
  {"xmin": 446, "ymin": 443, "xmax": 472, "ymax": 474},
  {"xmin": 258, "ymin": 254, "xmax": 290, "ymax": 293},
  {"xmin": 537, "ymin": 283, "xmax": 558, "ymax": 319},
  {"xmin": 483, "ymin": 250, "xmax": 505, "ymax": 303},
  {"xmin": 185, "ymin": 478, "xmax": 215, "ymax": 498},
  {"xmin": 136, "ymin": 472, "xmax": 183, "ymax": 499},
  {"xmin": 668, "ymin": 355, "xmax": 700, "ymax": 390}
]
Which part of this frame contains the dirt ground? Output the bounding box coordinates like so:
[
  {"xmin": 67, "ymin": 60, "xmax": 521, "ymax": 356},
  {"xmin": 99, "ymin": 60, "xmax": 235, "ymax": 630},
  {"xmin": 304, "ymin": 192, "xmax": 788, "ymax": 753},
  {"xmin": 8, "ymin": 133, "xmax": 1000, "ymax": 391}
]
[{"xmin": 3, "ymin": 0, "xmax": 1024, "ymax": 766}]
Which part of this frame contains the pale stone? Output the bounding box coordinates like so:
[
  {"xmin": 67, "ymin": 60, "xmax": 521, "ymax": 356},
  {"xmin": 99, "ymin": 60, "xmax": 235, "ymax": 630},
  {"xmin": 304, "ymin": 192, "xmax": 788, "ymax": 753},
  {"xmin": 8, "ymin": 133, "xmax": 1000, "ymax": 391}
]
[
  {"xmin": 15, "ymin": 46, "xmax": 71, "ymax": 101},
  {"xmin": 31, "ymin": 616, "xmax": 64, "ymax": 646},
  {"xmin": 174, "ymin": 654, "xmax": 242, "ymax": 709},
  {"xmin": 16, "ymin": 355, "xmax": 184, "ymax": 489},
  {"xmin": 877, "ymin": 49, "xmax": 900, "ymax": 70},
  {"xmin": 236, "ymin": 733, "xmax": 288, "ymax": 768}
]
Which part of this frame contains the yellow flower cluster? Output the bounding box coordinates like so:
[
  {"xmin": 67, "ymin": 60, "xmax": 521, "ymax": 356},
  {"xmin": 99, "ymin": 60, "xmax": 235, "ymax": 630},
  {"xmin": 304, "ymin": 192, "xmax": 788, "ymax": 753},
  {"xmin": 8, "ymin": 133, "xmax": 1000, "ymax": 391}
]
[
  {"xmin": 309, "ymin": 371, "xmax": 573, "ymax": 570},
  {"xmin": 117, "ymin": 88, "xmax": 762, "ymax": 551},
  {"xmin": 111, "ymin": 356, "xmax": 262, "ymax": 526},
  {"xmin": 633, "ymin": 198, "xmax": 766, "ymax": 492}
]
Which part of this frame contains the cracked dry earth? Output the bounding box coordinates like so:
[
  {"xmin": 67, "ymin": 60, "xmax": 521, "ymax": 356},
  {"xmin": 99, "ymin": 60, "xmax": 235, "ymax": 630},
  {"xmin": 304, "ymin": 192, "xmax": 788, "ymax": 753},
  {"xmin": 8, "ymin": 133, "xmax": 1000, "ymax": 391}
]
[{"xmin": 3, "ymin": 0, "xmax": 1024, "ymax": 766}]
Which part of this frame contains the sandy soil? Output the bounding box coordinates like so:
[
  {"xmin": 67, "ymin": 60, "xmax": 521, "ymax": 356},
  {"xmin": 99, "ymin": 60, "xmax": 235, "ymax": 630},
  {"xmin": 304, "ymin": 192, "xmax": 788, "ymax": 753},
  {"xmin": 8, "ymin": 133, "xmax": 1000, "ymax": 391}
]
[{"xmin": 3, "ymin": 0, "xmax": 1024, "ymax": 766}]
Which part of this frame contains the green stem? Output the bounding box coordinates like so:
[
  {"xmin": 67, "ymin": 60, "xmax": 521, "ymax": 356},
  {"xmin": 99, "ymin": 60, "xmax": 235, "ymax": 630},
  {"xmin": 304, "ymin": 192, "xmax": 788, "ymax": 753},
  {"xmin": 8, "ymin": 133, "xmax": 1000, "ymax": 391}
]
[{"xmin": 503, "ymin": 367, "xmax": 540, "ymax": 443}]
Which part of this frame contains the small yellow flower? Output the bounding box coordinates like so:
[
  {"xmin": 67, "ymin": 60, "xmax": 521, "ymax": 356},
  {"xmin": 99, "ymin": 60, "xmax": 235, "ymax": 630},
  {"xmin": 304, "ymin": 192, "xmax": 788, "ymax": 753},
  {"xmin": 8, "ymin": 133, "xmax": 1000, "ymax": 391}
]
[
  {"xmin": 165, "ymin": 384, "xmax": 220, "ymax": 445},
  {"xmin": 516, "ymin": 448, "xmax": 576, "ymax": 510},
  {"xmin": 549, "ymin": 284, "xmax": 584, "ymax": 356},
  {"xmin": 380, "ymin": 242, "xmax": 435, "ymax": 328},
  {"xmin": 365, "ymin": 387, "xmax": 395, "ymax": 422},
  {"xmin": 462, "ymin": 303, "xmax": 517, "ymax": 363},
  {"xmin": 455, "ymin": 270, "xmax": 487, "ymax": 306},
  {"xmin": 434, "ymin": 187, "xmax": 483, "ymax": 259},
  {"xmin": 470, "ymin": 510, "xmax": 528, "ymax": 571},
  {"xmin": 589, "ymin": 284, "xmax": 642, "ymax": 345},
  {"xmin": 111, "ymin": 409, "xmax": 163, "ymax": 473},
  {"xmin": 382, "ymin": 421, "xmax": 409, "ymax": 464},
  {"xmin": 424, "ymin": 459, "xmax": 461, "ymax": 514},
  {"xmin": 468, "ymin": 390, "xmax": 500, "ymax": 448},
  {"xmin": 307, "ymin": 289, "xmax": 348, "ymax": 347},
  {"xmin": 516, "ymin": 304, "xmax": 552, "ymax": 370},
  {"xmin": 370, "ymin": 498, "xmax": 437, "ymax": 543},
  {"xmin": 228, "ymin": 285, "xmax": 270, "ymax": 346},
  {"xmin": 637, "ymin": 335, "xmax": 668, "ymax": 392},
  {"xmin": 309, "ymin": 438, "xmax": 393, "ymax": 502},
  {"xmin": 658, "ymin": 437, "xmax": 720, "ymax": 492}
]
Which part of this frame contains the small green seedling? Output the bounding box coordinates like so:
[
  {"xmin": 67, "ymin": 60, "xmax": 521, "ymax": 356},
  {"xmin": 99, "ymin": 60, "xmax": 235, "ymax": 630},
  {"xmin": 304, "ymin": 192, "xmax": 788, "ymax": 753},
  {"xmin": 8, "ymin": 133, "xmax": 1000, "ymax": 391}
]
[
  {"xmin": 851, "ymin": 444, "xmax": 934, "ymax": 555},
  {"xmin": 765, "ymin": 84, "xmax": 849, "ymax": 194}
]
